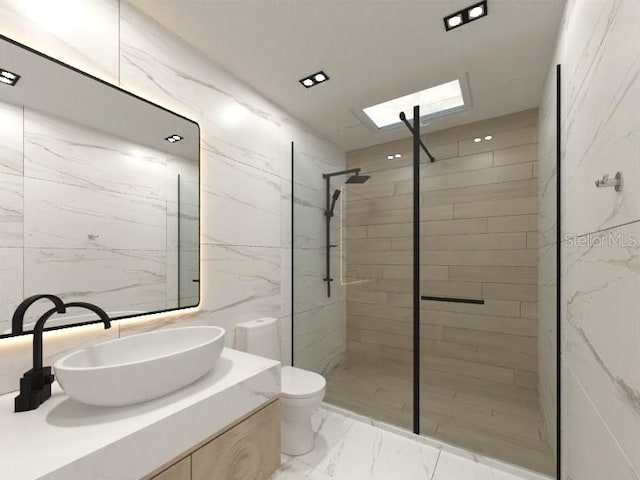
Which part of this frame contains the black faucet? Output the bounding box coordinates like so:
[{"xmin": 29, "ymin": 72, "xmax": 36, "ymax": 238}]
[{"xmin": 11, "ymin": 295, "xmax": 111, "ymax": 413}]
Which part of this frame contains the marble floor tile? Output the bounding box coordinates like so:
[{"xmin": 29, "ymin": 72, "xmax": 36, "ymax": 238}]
[
  {"xmin": 433, "ymin": 452, "xmax": 528, "ymax": 480},
  {"xmin": 270, "ymin": 408, "xmax": 544, "ymax": 480}
]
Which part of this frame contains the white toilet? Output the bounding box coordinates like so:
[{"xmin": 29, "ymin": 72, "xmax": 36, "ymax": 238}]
[{"xmin": 235, "ymin": 317, "xmax": 326, "ymax": 456}]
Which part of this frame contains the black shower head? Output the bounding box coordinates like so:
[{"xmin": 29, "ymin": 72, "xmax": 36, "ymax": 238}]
[
  {"xmin": 332, "ymin": 189, "xmax": 341, "ymax": 201},
  {"xmin": 346, "ymin": 174, "xmax": 370, "ymax": 184}
]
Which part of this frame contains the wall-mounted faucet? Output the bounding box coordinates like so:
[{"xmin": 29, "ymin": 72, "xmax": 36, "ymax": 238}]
[{"xmin": 11, "ymin": 295, "xmax": 111, "ymax": 412}]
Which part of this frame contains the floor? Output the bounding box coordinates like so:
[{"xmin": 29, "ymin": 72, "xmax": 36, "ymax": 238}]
[
  {"xmin": 270, "ymin": 407, "xmax": 551, "ymax": 480},
  {"xmin": 323, "ymin": 354, "xmax": 555, "ymax": 475}
]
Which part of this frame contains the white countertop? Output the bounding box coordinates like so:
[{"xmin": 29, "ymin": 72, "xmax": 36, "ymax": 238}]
[{"xmin": 0, "ymin": 348, "xmax": 280, "ymax": 480}]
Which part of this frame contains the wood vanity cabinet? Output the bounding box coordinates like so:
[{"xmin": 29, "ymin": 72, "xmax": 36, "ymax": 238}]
[{"xmin": 148, "ymin": 399, "xmax": 280, "ymax": 480}]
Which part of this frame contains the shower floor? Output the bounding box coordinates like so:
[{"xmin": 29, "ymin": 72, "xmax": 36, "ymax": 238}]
[{"xmin": 324, "ymin": 353, "xmax": 555, "ymax": 476}]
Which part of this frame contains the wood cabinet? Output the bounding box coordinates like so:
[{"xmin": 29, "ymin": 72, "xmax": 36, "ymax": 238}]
[{"xmin": 150, "ymin": 399, "xmax": 280, "ymax": 480}]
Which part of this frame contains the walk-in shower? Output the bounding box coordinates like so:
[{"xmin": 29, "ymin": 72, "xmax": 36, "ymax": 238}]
[
  {"xmin": 293, "ymin": 93, "xmax": 560, "ymax": 476},
  {"xmin": 322, "ymin": 168, "xmax": 370, "ymax": 297}
]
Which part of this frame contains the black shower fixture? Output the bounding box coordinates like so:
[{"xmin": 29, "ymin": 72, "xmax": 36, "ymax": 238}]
[
  {"xmin": 299, "ymin": 70, "xmax": 330, "ymax": 88},
  {"xmin": 346, "ymin": 174, "xmax": 370, "ymax": 184},
  {"xmin": 328, "ymin": 189, "xmax": 341, "ymax": 217},
  {"xmin": 444, "ymin": 1, "xmax": 488, "ymax": 31},
  {"xmin": 321, "ymin": 168, "xmax": 370, "ymax": 297}
]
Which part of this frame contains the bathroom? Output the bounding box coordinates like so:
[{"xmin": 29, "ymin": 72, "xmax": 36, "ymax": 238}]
[{"xmin": 0, "ymin": 0, "xmax": 638, "ymax": 479}]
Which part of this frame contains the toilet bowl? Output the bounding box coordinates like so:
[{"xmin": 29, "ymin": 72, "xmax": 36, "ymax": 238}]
[{"xmin": 235, "ymin": 318, "xmax": 326, "ymax": 456}]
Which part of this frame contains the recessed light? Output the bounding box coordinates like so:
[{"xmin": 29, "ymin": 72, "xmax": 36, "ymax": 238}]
[
  {"xmin": 447, "ymin": 15, "xmax": 463, "ymax": 28},
  {"xmin": 474, "ymin": 137, "xmax": 482, "ymax": 143},
  {"xmin": 484, "ymin": 135, "xmax": 493, "ymax": 141},
  {"xmin": 395, "ymin": 154, "xmax": 402, "ymax": 158},
  {"xmin": 387, "ymin": 155, "xmax": 394, "ymax": 160},
  {"xmin": 444, "ymin": 1, "xmax": 488, "ymax": 31},
  {"xmin": 363, "ymin": 79, "xmax": 465, "ymax": 129},
  {"xmin": 469, "ymin": 5, "xmax": 485, "ymax": 18},
  {"xmin": 165, "ymin": 134, "xmax": 183, "ymax": 143},
  {"xmin": 299, "ymin": 70, "xmax": 330, "ymax": 88},
  {"xmin": 0, "ymin": 68, "xmax": 20, "ymax": 86}
]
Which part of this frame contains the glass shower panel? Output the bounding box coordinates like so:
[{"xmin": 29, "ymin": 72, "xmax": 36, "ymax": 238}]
[
  {"xmin": 418, "ymin": 113, "xmax": 555, "ymax": 475},
  {"xmin": 292, "ymin": 140, "xmax": 413, "ymax": 431}
]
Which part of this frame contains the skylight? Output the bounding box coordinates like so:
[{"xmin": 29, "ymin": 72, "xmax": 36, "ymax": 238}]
[{"xmin": 362, "ymin": 79, "xmax": 465, "ymax": 129}]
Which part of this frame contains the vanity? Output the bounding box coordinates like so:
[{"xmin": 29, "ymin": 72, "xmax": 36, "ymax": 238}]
[{"xmin": 0, "ymin": 348, "xmax": 281, "ymax": 480}]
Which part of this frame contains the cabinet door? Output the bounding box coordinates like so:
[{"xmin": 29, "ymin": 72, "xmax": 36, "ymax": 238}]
[
  {"xmin": 192, "ymin": 400, "xmax": 280, "ymax": 480},
  {"xmin": 152, "ymin": 457, "xmax": 191, "ymax": 480}
]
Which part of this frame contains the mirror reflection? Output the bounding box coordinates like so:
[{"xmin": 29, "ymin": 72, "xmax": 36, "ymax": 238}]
[{"xmin": 0, "ymin": 37, "xmax": 200, "ymax": 335}]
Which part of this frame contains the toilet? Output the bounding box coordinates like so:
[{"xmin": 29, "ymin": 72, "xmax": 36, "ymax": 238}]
[{"xmin": 235, "ymin": 317, "xmax": 326, "ymax": 456}]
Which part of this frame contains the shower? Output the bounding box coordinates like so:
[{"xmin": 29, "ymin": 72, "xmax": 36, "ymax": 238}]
[{"xmin": 321, "ymin": 168, "xmax": 370, "ymax": 297}]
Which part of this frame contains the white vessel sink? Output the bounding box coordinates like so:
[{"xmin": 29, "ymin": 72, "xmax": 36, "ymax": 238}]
[{"xmin": 54, "ymin": 326, "xmax": 226, "ymax": 407}]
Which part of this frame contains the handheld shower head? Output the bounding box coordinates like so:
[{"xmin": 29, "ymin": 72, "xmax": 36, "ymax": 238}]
[{"xmin": 328, "ymin": 189, "xmax": 341, "ymax": 217}]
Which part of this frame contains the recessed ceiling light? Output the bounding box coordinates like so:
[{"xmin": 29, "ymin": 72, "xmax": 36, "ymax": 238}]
[
  {"xmin": 299, "ymin": 70, "xmax": 330, "ymax": 88},
  {"xmin": 447, "ymin": 15, "xmax": 463, "ymax": 28},
  {"xmin": 165, "ymin": 134, "xmax": 183, "ymax": 143},
  {"xmin": 469, "ymin": 5, "xmax": 485, "ymax": 18},
  {"xmin": 0, "ymin": 68, "xmax": 20, "ymax": 86},
  {"xmin": 395, "ymin": 153, "xmax": 402, "ymax": 158},
  {"xmin": 387, "ymin": 155, "xmax": 394, "ymax": 160},
  {"xmin": 484, "ymin": 135, "xmax": 493, "ymax": 141},
  {"xmin": 363, "ymin": 79, "xmax": 465, "ymax": 129},
  {"xmin": 474, "ymin": 137, "xmax": 482, "ymax": 143},
  {"xmin": 444, "ymin": 1, "xmax": 488, "ymax": 31}
]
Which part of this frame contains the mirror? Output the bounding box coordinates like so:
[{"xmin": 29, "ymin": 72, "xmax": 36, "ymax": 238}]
[{"xmin": 0, "ymin": 35, "xmax": 200, "ymax": 336}]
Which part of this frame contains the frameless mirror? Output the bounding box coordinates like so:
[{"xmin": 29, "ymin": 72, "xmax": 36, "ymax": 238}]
[{"xmin": 0, "ymin": 35, "xmax": 200, "ymax": 337}]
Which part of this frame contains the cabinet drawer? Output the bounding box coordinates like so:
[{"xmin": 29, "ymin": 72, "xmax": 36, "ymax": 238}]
[
  {"xmin": 192, "ymin": 400, "xmax": 280, "ymax": 480},
  {"xmin": 152, "ymin": 457, "xmax": 191, "ymax": 480}
]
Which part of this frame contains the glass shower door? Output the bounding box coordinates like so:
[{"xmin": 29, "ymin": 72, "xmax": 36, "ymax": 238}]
[
  {"xmin": 418, "ymin": 114, "xmax": 555, "ymax": 474},
  {"xmin": 292, "ymin": 139, "xmax": 414, "ymax": 431}
]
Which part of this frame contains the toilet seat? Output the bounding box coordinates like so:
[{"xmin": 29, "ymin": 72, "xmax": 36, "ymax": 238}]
[{"xmin": 281, "ymin": 366, "xmax": 326, "ymax": 399}]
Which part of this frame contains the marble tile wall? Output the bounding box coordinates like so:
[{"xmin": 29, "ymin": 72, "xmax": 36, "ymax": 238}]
[
  {"xmin": 0, "ymin": 0, "xmax": 345, "ymax": 391},
  {"xmin": 538, "ymin": 0, "xmax": 640, "ymax": 477}
]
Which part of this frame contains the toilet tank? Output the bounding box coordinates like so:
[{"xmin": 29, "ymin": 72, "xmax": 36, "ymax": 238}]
[{"xmin": 235, "ymin": 317, "xmax": 281, "ymax": 361}]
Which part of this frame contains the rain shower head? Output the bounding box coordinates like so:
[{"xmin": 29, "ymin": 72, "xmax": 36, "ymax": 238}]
[{"xmin": 346, "ymin": 174, "xmax": 370, "ymax": 184}]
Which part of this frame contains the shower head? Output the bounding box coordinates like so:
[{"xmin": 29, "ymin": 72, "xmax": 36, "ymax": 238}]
[
  {"xmin": 346, "ymin": 174, "xmax": 370, "ymax": 184},
  {"xmin": 328, "ymin": 189, "xmax": 341, "ymax": 217}
]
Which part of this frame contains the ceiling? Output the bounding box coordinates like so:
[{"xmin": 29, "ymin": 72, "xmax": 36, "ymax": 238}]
[{"xmin": 129, "ymin": 0, "xmax": 566, "ymax": 152}]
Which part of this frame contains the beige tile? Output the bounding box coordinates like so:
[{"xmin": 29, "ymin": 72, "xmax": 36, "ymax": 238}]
[
  {"xmin": 482, "ymin": 283, "xmax": 538, "ymax": 302},
  {"xmin": 422, "ymin": 233, "xmax": 527, "ymax": 251},
  {"xmin": 493, "ymin": 144, "xmax": 539, "ymax": 166},
  {"xmin": 527, "ymin": 231, "xmax": 538, "ymax": 249},
  {"xmin": 477, "ymin": 348, "xmax": 538, "ymax": 373},
  {"xmin": 367, "ymin": 223, "xmax": 412, "ymax": 238},
  {"xmin": 521, "ymin": 301, "xmax": 538, "ymax": 319},
  {"xmin": 454, "ymin": 196, "xmax": 537, "ymax": 219},
  {"xmin": 422, "ymin": 249, "xmax": 537, "ymax": 267},
  {"xmin": 346, "ymin": 226, "xmax": 367, "ymax": 239},
  {"xmin": 422, "ymin": 310, "xmax": 537, "ymax": 337},
  {"xmin": 514, "ymin": 370, "xmax": 539, "ymax": 390},
  {"xmin": 422, "ymin": 179, "xmax": 537, "ymax": 207},
  {"xmin": 396, "ymin": 163, "xmax": 533, "ymax": 194},
  {"xmin": 488, "ymin": 214, "xmax": 537, "ymax": 233},
  {"xmin": 443, "ymin": 327, "xmax": 537, "ymax": 355},
  {"xmin": 448, "ymin": 265, "xmax": 537, "ymax": 285},
  {"xmin": 459, "ymin": 126, "xmax": 538, "ymax": 156}
]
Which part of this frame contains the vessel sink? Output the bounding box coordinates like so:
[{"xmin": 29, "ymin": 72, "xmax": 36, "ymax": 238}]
[{"xmin": 54, "ymin": 326, "xmax": 226, "ymax": 407}]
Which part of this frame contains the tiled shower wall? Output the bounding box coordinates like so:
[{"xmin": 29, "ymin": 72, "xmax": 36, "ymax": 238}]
[
  {"xmin": 0, "ymin": 0, "xmax": 345, "ymax": 394},
  {"xmin": 538, "ymin": 0, "xmax": 640, "ymax": 478},
  {"xmin": 345, "ymin": 110, "xmax": 539, "ymax": 391}
]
